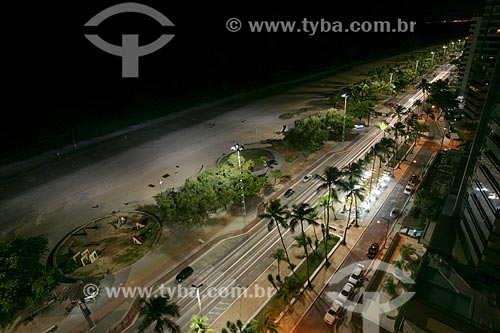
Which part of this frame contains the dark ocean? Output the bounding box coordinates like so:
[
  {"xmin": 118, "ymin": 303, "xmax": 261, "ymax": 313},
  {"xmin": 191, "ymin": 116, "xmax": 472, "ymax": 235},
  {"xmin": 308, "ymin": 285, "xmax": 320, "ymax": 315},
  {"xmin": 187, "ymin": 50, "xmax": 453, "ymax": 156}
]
[{"xmin": 3, "ymin": 0, "xmax": 482, "ymax": 163}]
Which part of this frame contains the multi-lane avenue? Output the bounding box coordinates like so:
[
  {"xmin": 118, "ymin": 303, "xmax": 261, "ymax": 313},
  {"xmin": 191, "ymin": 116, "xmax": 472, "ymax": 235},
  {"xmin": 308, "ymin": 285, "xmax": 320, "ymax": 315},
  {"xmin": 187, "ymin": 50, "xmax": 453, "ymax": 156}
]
[{"xmin": 129, "ymin": 65, "xmax": 453, "ymax": 332}]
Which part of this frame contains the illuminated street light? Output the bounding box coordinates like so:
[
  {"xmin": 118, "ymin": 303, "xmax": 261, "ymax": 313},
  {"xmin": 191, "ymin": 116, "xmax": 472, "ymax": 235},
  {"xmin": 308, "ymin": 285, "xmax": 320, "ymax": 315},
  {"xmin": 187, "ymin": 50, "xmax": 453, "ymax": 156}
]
[
  {"xmin": 441, "ymin": 127, "xmax": 447, "ymax": 150},
  {"xmin": 341, "ymin": 94, "xmax": 349, "ymax": 142},
  {"xmin": 158, "ymin": 179, "xmax": 163, "ymax": 193},
  {"xmin": 431, "ymin": 51, "xmax": 435, "ymax": 66},
  {"xmin": 443, "ymin": 45, "xmax": 448, "ymax": 57},
  {"xmin": 191, "ymin": 283, "xmax": 204, "ymax": 314},
  {"xmin": 231, "ymin": 143, "xmax": 246, "ymax": 216}
]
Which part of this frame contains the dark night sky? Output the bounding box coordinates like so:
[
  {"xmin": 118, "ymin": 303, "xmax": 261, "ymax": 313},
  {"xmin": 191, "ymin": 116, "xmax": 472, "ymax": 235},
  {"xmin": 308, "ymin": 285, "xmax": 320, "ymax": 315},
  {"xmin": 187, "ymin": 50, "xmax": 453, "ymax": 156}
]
[{"xmin": 4, "ymin": 0, "xmax": 485, "ymax": 161}]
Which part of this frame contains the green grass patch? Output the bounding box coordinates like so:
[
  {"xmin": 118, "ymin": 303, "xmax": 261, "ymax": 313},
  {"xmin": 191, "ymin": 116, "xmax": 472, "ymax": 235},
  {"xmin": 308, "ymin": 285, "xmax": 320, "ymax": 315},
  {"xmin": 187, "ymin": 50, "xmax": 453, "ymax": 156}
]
[
  {"xmin": 388, "ymin": 143, "xmax": 410, "ymax": 167},
  {"xmin": 258, "ymin": 235, "xmax": 340, "ymax": 316},
  {"xmin": 294, "ymin": 235, "xmax": 340, "ymax": 284},
  {"xmin": 219, "ymin": 148, "xmax": 275, "ymax": 171}
]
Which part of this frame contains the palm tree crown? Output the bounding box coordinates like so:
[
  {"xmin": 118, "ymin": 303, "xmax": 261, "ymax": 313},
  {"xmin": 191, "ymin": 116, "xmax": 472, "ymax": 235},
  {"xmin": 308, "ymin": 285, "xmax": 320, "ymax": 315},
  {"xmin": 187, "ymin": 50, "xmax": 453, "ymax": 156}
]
[{"xmin": 139, "ymin": 296, "xmax": 180, "ymax": 333}]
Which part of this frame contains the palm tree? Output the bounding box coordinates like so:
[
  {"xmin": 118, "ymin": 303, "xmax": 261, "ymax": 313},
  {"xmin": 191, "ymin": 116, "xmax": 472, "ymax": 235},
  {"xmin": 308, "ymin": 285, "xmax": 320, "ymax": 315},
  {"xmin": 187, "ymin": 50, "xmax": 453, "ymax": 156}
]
[
  {"xmin": 393, "ymin": 121, "xmax": 406, "ymax": 154},
  {"xmin": 247, "ymin": 311, "xmax": 279, "ymax": 333},
  {"xmin": 378, "ymin": 137, "xmax": 396, "ymax": 173},
  {"xmin": 289, "ymin": 203, "xmax": 315, "ymax": 235},
  {"xmin": 346, "ymin": 181, "xmax": 365, "ymax": 227},
  {"xmin": 405, "ymin": 112, "xmax": 419, "ymax": 147},
  {"xmin": 343, "ymin": 161, "xmax": 363, "ymax": 183},
  {"xmin": 189, "ymin": 315, "xmax": 213, "ymax": 333},
  {"xmin": 392, "ymin": 104, "xmax": 406, "ymax": 122},
  {"xmin": 342, "ymin": 188, "xmax": 354, "ymax": 246},
  {"xmin": 289, "ymin": 203, "xmax": 317, "ymax": 288},
  {"xmin": 400, "ymin": 243, "xmax": 417, "ymax": 261},
  {"xmin": 270, "ymin": 248, "xmax": 286, "ymax": 276},
  {"xmin": 293, "ymin": 233, "xmax": 313, "ymax": 288},
  {"xmin": 139, "ymin": 296, "xmax": 180, "ymax": 333},
  {"xmin": 305, "ymin": 209, "xmax": 321, "ymax": 249},
  {"xmin": 267, "ymin": 274, "xmax": 278, "ymax": 292},
  {"xmin": 417, "ymin": 78, "xmax": 431, "ymax": 113},
  {"xmin": 368, "ymin": 142, "xmax": 383, "ymax": 199},
  {"xmin": 315, "ymin": 166, "xmax": 344, "ymax": 266},
  {"xmin": 318, "ymin": 193, "xmax": 338, "ymax": 221},
  {"xmin": 377, "ymin": 121, "xmax": 390, "ymax": 137},
  {"xmin": 275, "ymin": 276, "xmax": 303, "ymax": 310},
  {"xmin": 259, "ymin": 200, "xmax": 297, "ymax": 275},
  {"xmin": 383, "ymin": 276, "xmax": 399, "ymax": 299},
  {"xmin": 222, "ymin": 319, "xmax": 246, "ymax": 333}
]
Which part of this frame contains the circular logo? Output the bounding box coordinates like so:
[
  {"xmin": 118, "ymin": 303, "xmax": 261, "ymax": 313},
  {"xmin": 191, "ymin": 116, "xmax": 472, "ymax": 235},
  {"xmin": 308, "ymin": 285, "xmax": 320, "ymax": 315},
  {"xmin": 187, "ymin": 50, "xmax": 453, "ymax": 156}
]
[
  {"xmin": 226, "ymin": 18, "xmax": 242, "ymax": 32},
  {"xmin": 83, "ymin": 283, "xmax": 99, "ymax": 298}
]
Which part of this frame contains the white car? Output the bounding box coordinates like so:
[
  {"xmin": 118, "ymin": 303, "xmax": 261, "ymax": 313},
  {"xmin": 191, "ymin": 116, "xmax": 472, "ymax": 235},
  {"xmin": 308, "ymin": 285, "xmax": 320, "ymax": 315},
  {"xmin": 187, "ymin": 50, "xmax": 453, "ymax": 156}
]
[
  {"xmin": 337, "ymin": 282, "xmax": 355, "ymax": 303},
  {"xmin": 323, "ymin": 300, "xmax": 344, "ymax": 325},
  {"xmin": 404, "ymin": 184, "xmax": 414, "ymax": 195},
  {"xmin": 353, "ymin": 124, "xmax": 365, "ymax": 129},
  {"xmin": 348, "ymin": 264, "xmax": 365, "ymax": 285},
  {"xmin": 302, "ymin": 174, "xmax": 313, "ymax": 183}
]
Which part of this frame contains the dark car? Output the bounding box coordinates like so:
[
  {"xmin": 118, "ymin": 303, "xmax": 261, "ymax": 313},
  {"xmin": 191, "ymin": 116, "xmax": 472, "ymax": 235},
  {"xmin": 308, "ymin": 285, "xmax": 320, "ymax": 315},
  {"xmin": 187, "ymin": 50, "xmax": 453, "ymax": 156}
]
[
  {"xmin": 408, "ymin": 174, "xmax": 420, "ymax": 186},
  {"xmin": 367, "ymin": 243, "xmax": 380, "ymax": 259},
  {"xmin": 390, "ymin": 207, "xmax": 401, "ymax": 218},
  {"xmin": 284, "ymin": 188, "xmax": 295, "ymax": 198},
  {"xmin": 176, "ymin": 266, "xmax": 194, "ymax": 282}
]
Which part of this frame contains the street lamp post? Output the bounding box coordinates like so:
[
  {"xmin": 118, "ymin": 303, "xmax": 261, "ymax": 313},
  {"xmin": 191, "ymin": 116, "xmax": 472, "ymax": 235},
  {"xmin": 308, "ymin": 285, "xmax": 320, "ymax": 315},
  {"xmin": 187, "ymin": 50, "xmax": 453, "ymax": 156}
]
[
  {"xmin": 231, "ymin": 143, "xmax": 246, "ymax": 216},
  {"xmin": 389, "ymin": 72, "xmax": 393, "ymax": 83},
  {"xmin": 443, "ymin": 45, "xmax": 448, "ymax": 58},
  {"xmin": 412, "ymin": 159, "xmax": 424, "ymax": 177},
  {"xmin": 440, "ymin": 127, "xmax": 447, "ymax": 150},
  {"xmin": 341, "ymin": 94, "xmax": 349, "ymax": 142},
  {"xmin": 415, "ymin": 59, "xmax": 419, "ymax": 72},
  {"xmin": 158, "ymin": 179, "xmax": 163, "ymax": 193},
  {"xmin": 377, "ymin": 217, "xmax": 390, "ymax": 248},
  {"xmin": 192, "ymin": 283, "xmax": 204, "ymax": 314},
  {"xmin": 431, "ymin": 51, "xmax": 435, "ymax": 66}
]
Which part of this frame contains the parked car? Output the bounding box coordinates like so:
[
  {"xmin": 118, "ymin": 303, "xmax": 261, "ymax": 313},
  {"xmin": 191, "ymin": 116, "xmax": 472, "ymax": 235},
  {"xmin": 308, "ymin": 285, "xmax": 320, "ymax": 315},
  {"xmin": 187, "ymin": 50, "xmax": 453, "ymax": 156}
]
[
  {"xmin": 390, "ymin": 207, "xmax": 401, "ymax": 218},
  {"xmin": 302, "ymin": 174, "xmax": 313, "ymax": 183},
  {"xmin": 348, "ymin": 264, "xmax": 365, "ymax": 285},
  {"xmin": 176, "ymin": 266, "xmax": 194, "ymax": 282},
  {"xmin": 403, "ymin": 184, "xmax": 414, "ymax": 195},
  {"xmin": 353, "ymin": 124, "xmax": 365, "ymax": 129},
  {"xmin": 284, "ymin": 188, "xmax": 295, "ymax": 198},
  {"xmin": 367, "ymin": 242, "xmax": 380, "ymax": 259},
  {"xmin": 408, "ymin": 174, "xmax": 420, "ymax": 186},
  {"xmin": 323, "ymin": 300, "xmax": 344, "ymax": 325},
  {"xmin": 337, "ymin": 282, "xmax": 355, "ymax": 303}
]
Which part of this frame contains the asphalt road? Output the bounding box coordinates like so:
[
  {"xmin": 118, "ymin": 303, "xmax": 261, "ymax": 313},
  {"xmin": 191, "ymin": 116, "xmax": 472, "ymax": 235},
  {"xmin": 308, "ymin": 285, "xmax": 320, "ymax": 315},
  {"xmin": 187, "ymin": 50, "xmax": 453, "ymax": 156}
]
[
  {"xmin": 291, "ymin": 135, "xmax": 440, "ymax": 333},
  {"xmin": 127, "ymin": 63, "xmax": 451, "ymax": 331}
]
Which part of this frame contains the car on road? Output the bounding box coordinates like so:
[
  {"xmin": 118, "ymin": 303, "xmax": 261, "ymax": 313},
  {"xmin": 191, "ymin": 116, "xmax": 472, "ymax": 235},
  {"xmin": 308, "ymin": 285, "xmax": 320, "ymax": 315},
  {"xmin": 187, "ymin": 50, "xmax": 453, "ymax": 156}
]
[
  {"xmin": 176, "ymin": 266, "xmax": 194, "ymax": 282},
  {"xmin": 367, "ymin": 242, "xmax": 380, "ymax": 259},
  {"xmin": 408, "ymin": 174, "xmax": 420, "ymax": 186},
  {"xmin": 348, "ymin": 264, "xmax": 365, "ymax": 285},
  {"xmin": 390, "ymin": 207, "xmax": 401, "ymax": 218},
  {"xmin": 403, "ymin": 184, "xmax": 414, "ymax": 195},
  {"xmin": 302, "ymin": 174, "xmax": 313, "ymax": 183},
  {"xmin": 337, "ymin": 282, "xmax": 355, "ymax": 303},
  {"xmin": 284, "ymin": 188, "xmax": 295, "ymax": 198},
  {"xmin": 323, "ymin": 300, "xmax": 344, "ymax": 325},
  {"xmin": 353, "ymin": 124, "xmax": 365, "ymax": 129}
]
